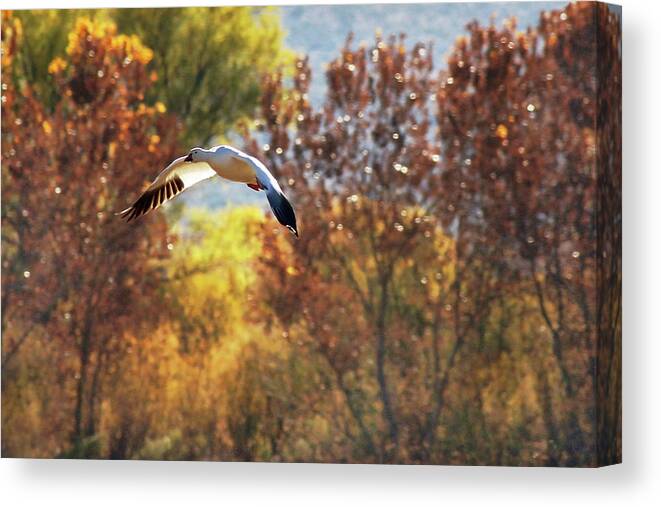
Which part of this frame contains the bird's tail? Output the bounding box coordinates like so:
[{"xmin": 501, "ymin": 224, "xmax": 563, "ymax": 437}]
[{"xmin": 266, "ymin": 189, "xmax": 298, "ymax": 237}]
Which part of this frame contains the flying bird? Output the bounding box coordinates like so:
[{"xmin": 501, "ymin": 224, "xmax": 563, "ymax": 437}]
[{"xmin": 120, "ymin": 145, "xmax": 298, "ymax": 237}]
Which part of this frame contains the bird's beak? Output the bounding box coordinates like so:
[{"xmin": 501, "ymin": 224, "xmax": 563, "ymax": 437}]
[{"xmin": 184, "ymin": 153, "xmax": 193, "ymax": 162}]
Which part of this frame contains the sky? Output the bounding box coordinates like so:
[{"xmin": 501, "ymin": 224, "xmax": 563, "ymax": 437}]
[{"xmin": 280, "ymin": 2, "xmax": 565, "ymax": 104}]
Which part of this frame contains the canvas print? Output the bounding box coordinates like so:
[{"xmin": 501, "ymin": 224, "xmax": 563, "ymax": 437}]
[{"xmin": 1, "ymin": 1, "xmax": 621, "ymax": 466}]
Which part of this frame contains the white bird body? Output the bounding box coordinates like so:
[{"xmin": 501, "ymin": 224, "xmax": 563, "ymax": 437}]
[
  {"xmin": 120, "ymin": 145, "xmax": 298, "ymax": 236},
  {"xmin": 216, "ymin": 155, "xmax": 256, "ymax": 183}
]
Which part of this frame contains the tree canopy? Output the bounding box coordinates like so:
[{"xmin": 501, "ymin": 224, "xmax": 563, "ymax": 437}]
[{"xmin": 9, "ymin": 7, "xmax": 289, "ymax": 145}]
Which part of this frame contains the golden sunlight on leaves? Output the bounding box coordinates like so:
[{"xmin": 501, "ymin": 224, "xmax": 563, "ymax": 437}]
[{"xmin": 47, "ymin": 57, "xmax": 67, "ymax": 74}]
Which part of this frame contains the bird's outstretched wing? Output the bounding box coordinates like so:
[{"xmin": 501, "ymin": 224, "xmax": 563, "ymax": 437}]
[
  {"xmin": 229, "ymin": 152, "xmax": 299, "ymax": 237},
  {"xmin": 119, "ymin": 157, "xmax": 216, "ymax": 222}
]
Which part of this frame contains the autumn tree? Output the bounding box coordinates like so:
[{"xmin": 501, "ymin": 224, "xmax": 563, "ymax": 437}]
[
  {"xmin": 435, "ymin": 2, "xmax": 621, "ymax": 465},
  {"xmin": 594, "ymin": 3, "xmax": 622, "ymax": 465},
  {"xmin": 1, "ymin": 15, "xmax": 178, "ymax": 456},
  {"xmin": 246, "ymin": 35, "xmax": 507, "ymax": 463}
]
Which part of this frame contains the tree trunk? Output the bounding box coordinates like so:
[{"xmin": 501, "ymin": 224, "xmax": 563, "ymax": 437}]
[
  {"xmin": 375, "ymin": 275, "xmax": 398, "ymax": 461},
  {"xmin": 73, "ymin": 334, "xmax": 90, "ymax": 443}
]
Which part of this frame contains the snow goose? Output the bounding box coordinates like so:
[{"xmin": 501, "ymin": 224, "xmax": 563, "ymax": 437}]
[{"xmin": 120, "ymin": 145, "xmax": 298, "ymax": 237}]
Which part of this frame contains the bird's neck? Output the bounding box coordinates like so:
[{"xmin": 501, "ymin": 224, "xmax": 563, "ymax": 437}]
[{"xmin": 197, "ymin": 150, "xmax": 214, "ymax": 162}]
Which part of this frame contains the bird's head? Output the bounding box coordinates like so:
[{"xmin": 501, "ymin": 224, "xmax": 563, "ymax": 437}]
[{"xmin": 184, "ymin": 147, "xmax": 204, "ymax": 162}]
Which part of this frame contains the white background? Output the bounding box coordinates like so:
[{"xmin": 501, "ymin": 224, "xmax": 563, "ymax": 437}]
[{"xmin": 0, "ymin": 0, "xmax": 659, "ymax": 505}]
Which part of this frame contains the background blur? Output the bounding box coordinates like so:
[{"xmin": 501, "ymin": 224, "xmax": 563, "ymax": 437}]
[{"xmin": 1, "ymin": 2, "xmax": 621, "ymax": 465}]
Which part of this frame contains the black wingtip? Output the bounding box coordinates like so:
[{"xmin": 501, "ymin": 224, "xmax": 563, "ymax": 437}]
[{"xmin": 267, "ymin": 190, "xmax": 298, "ymax": 238}]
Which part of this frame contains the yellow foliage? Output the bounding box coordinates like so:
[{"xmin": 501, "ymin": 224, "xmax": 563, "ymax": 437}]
[
  {"xmin": 47, "ymin": 57, "xmax": 67, "ymax": 74},
  {"xmin": 65, "ymin": 18, "xmax": 153, "ymax": 65}
]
